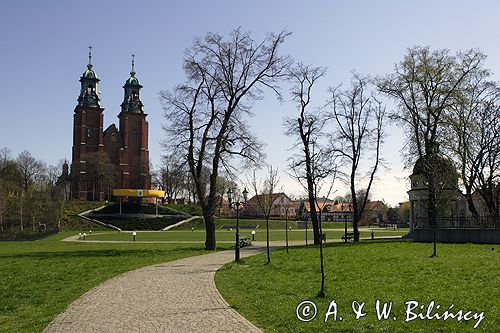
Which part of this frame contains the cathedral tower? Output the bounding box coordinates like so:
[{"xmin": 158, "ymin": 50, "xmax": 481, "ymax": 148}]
[
  {"xmin": 71, "ymin": 51, "xmax": 152, "ymax": 201},
  {"xmin": 113, "ymin": 55, "xmax": 151, "ymax": 190},
  {"xmin": 71, "ymin": 47, "xmax": 105, "ymax": 200}
]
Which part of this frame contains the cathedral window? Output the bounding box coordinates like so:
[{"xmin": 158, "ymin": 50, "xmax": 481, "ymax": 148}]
[{"xmin": 87, "ymin": 128, "xmax": 93, "ymax": 138}]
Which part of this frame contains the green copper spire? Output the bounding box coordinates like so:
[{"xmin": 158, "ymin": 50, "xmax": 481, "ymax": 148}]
[
  {"xmin": 77, "ymin": 46, "xmax": 101, "ymax": 107},
  {"xmin": 88, "ymin": 45, "xmax": 92, "ymax": 67},
  {"xmin": 121, "ymin": 54, "xmax": 143, "ymax": 113},
  {"xmin": 131, "ymin": 53, "xmax": 135, "ymax": 75}
]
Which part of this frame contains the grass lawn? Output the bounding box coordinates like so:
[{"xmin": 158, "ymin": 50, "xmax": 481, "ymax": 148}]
[
  {"xmin": 166, "ymin": 203, "xmax": 203, "ymax": 216},
  {"xmin": 216, "ymin": 241, "xmax": 500, "ymax": 332},
  {"xmin": 0, "ymin": 232, "xmax": 230, "ymax": 333},
  {"xmin": 89, "ymin": 228, "xmax": 408, "ymax": 243},
  {"xmin": 173, "ymin": 217, "xmax": 357, "ymax": 230}
]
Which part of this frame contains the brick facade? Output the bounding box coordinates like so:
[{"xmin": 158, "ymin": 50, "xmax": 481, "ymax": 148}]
[{"xmin": 71, "ymin": 55, "xmax": 151, "ymax": 200}]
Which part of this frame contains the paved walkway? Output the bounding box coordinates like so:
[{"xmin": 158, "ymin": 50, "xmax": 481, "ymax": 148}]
[
  {"xmin": 44, "ymin": 248, "xmax": 264, "ymax": 333},
  {"xmin": 62, "ymin": 233, "xmax": 403, "ymax": 246}
]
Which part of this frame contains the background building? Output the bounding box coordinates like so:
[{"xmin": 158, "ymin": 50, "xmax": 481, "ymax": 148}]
[{"xmin": 241, "ymin": 193, "xmax": 296, "ymax": 218}]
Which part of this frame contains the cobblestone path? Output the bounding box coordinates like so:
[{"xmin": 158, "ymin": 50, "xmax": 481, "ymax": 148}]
[{"xmin": 44, "ymin": 248, "xmax": 263, "ymax": 333}]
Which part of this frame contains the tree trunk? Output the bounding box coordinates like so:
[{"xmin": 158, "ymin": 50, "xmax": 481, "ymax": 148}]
[
  {"xmin": 427, "ymin": 180, "xmax": 438, "ymax": 222},
  {"xmin": 307, "ymin": 194, "xmax": 321, "ymax": 244},
  {"xmin": 318, "ymin": 211, "xmax": 325, "ymax": 297},
  {"xmin": 204, "ymin": 212, "xmax": 216, "ymax": 250},
  {"xmin": 304, "ymin": 154, "xmax": 320, "ymax": 244},
  {"xmin": 266, "ymin": 217, "xmax": 270, "ymax": 263},
  {"xmin": 465, "ymin": 193, "xmax": 479, "ymax": 217},
  {"xmin": 351, "ymin": 183, "xmax": 360, "ymax": 242},
  {"xmin": 20, "ymin": 197, "xmax": 23, "ymax": 232},
  {"xmin": 353, "ymin": 218, "xmax": 360, "ymax": 242}
]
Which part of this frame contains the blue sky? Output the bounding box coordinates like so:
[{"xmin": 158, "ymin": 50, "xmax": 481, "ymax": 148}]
[{"xmin": 1, "ymin": 1, "xmax": 499, "ymax": 205}]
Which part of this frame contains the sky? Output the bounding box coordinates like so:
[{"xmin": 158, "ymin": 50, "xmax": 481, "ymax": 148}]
[{"xmin": 1, "ymin": 1, "xmax": 499, "ymax": 206}]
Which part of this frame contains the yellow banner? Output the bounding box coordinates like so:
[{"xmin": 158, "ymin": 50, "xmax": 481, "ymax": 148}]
[{"xmin": 112, "ymin": 189, "xmax": 165, "ymax": 198}]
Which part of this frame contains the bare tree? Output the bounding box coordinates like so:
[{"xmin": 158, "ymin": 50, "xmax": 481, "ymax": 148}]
[
  {"xmin": 154, "ymin": 155, "xmax": 188, "ymax": 203},
  {"xmin": 446, "ymin": 76, "xmax": 500, "ymax": 218},
  {"xmin": 215, "ymin": 174, "xmax": 237, "ymax": 214},
  {"xmin": 472, "ymin": 98, "xmax": 500, "ymax": 218},
  {"xmin": 0, "ymin": 147, "xmax": 11, "ymax": 169},
  {"xmin": 284, "ymin": 63, "xmax": 330, "ymax": 244},
  {"xmin": 83, "ymin": 151, "xmax": 116, "ymax": 201},
  {"xmin": 377, "ymin": 46, "xmax": 486, "ymax": 221},
  {"xmin": 161, "ymin": 28, "xmax": 291, "ymax": 250},
  {"xmin": 16, "ymin": 150, "xmax": 46, "ymax": 192},
  {"xmin": 249, "ymin": 166, "xmax": 280, "ymax": 264},
  {"xmin": 328, "ymin": 72, "xmax": 386, "ymax": 242},
  {"xmin": 312, "ymin": 171, "xmax": 337, "ymax": 298},
  {"xmin": 0, "ymin": 149, "xmax": 66, "ymax": 234},
  {"xmin": 46, "ymin": 164, "xmax": 61, "ymax": 188}
]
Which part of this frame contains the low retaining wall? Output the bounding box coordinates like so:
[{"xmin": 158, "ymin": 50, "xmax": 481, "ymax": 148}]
[{"xmin": 412, "ymin": 229, "xmax": 500, "ymax": 244}]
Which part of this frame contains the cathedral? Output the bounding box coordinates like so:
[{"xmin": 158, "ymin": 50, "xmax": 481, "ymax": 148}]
[{"xmin": 71, "ymin": 48, "xmax": 151, "ymax": 201}]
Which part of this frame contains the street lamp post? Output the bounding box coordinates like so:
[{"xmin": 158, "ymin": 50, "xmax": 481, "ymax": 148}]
[
  {"xmin": 227, "ymin": 187, "xmax": 248, "ymax": 262},
  {"xmin": 235, "ymin": 201, "xmax": 241, "ymax": 261},
  {"xmin": 342, "ymin": 204, "xmax": 347, "ymax": 243}
]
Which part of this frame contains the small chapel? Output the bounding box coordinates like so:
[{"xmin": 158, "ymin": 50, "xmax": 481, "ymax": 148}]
[
  {"xmin": 70, "ymin": 48, "xmax": 151, "ymax": 201},
  {"xmin": 407, "ymin": 144, "xmax": 499, "ymax": 243}
]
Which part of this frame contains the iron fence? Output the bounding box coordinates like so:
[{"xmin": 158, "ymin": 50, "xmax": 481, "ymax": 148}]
[{"xmin": 415, "ymin": 216, "xmax": 499, "ymax": 230}]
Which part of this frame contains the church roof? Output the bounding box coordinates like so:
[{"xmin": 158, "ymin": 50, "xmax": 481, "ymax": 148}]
[
  {"xmin": 412, "ymin": 152, "xmax": 456, "ymax": 176},
  {"xmin": 82, "ymin": 64, "xmax": 97, "ymax": 79},
  {"xmin": 124, "ymin": 54, "xmax": 142, "ymax": 86},
  {"xmin": 125, "ymin": 74, "xmax": 141, "ymax": 86}
]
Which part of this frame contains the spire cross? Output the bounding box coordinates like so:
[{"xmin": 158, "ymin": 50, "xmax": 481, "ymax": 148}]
[
  {"xmin": 88, "ymin": 45, "xmax": 93, "ymax": 65},
  {"xmin": 131, "ymin": 54, "xmax": 135, "ymax": 73}
]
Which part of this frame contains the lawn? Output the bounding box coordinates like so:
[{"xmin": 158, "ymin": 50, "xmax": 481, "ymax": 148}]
[
  {"xmin": 89, "ymin": 228, "xmax": 408, "ymax": 243},
  {"xmin": 0, "ymin": 232, "xmax": 230, "ymax": 333},
  {"xmin": 215, "ymin": 241, "xmax": 500, "ymax": 332},
  {"xmin": 172, "ymin": 217, "xmax": 357, "ymax": 230}
]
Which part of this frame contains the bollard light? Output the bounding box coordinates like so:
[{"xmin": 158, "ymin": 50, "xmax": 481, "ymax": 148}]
[
  {"xmin": 191, "ymin": 227, "xmax": 194, "ymax": 232},
  {"xmin": 251, "ymin": 230, "xmax": 256, "ymax": 241},
  {"xmin": 78, "ymin": 232, "xmax": 82, "ymax": 240},
  {"xmin": 132, "ymin": 231, "xmax": 137, "ymax": 241},
  {"xmin": 83, "ymin": 233, "xmax": 86, "ymax": 240},
  {"xmin": 89, "ymin": 230, "xmax": 92, "ymax": 236}
]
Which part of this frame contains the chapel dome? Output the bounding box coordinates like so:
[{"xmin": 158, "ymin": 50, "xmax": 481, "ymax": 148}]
[
  {"xmin": 412, "ymin": 153, "xmax": 456, "ymax": 176},
  {"xmin": 82, "ymin": 64, "xmax": 97, "ymax": 79},
  {"xmin": 411, "ymin": 150, "xmax": 458, "ymax": 190}
]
